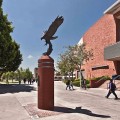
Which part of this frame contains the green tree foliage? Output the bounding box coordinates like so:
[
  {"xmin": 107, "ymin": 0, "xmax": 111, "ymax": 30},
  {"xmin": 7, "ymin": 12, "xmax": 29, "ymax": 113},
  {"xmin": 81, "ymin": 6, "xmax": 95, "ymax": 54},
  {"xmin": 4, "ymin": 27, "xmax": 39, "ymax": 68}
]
[
  {"xmin": 0, "ymin": 0, "xmax": 22, "ymax": 77},
  {"xmin": 0, "ymin": 0, "xmax": 2, "ymax": 7},
  {"xmin": 57, "ymin": 54, "xmax": 69, "ymax": 75},
  {"xmin": 57, "ymin": 43, "xmax": 93, "ymax": 83},
  {"xmin": 67, "ymin": 43, "xmax": 93, "ymax": 71},
  {"xmin": 25, "ymin": 68, "xmax": 33, "ymax": 79},
  {"xmin": 2, "ymin": 67, "xmax": 33, "ymax": 84},
  {"xmin": 57, "ymin": 52, "xmax": 76, "ymax": 77},
  {"xmin": 15, "ymin": 68, "xmax": 33, "ymax": 81}
]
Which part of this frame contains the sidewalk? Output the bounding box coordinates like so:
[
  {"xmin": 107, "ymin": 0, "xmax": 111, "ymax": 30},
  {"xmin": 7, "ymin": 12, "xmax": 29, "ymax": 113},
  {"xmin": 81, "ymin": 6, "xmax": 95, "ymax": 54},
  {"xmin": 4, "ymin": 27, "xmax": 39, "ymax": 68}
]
[{"xmin": 0, "ymin": 82, "xmax": 120, "ymax": 120}]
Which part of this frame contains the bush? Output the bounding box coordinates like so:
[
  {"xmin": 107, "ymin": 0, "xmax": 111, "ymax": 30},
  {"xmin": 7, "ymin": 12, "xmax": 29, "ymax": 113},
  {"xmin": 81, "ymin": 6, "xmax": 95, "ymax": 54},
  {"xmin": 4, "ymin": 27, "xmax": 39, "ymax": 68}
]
[
  {"xmin": 63, "ymin": 78, "xmax": 90, "ymax": 88},
  {"xmin": 73, "ymin": 80, "xmax": 80, "ymax": 87},
  {"xmin": 86, "ymin": 83, "xmax": 90, "ymax": 88},
  {"xmin": 72, "ymin": 79, "xmax": 90, "ymax": 87},
  {"xmin": 86, "ymin": 80, "xmax": 90, "ymax": 84},
  {"xmin": 62, "ymin": 79, "xmax": 68, "ymax": 84},
  {"xmin": 74, "ymin": 79, "xmax": 80, "ymax": 81}
]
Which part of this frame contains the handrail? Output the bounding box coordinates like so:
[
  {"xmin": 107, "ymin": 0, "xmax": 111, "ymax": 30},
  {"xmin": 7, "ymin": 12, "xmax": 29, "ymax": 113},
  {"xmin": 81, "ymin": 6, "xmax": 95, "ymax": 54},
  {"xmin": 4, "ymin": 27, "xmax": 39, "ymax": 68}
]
[{"xmin": 112, "ymin": 75, "xmax": 120, "ymax": 80}]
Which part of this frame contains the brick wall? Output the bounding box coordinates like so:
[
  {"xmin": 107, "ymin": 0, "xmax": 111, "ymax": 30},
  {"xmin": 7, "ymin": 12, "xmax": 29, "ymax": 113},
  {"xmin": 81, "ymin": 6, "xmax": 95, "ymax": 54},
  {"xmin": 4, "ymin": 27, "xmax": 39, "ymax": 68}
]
[{"xmin": 82, "ymin": 14, "xmax": 117, "ymax": 79}]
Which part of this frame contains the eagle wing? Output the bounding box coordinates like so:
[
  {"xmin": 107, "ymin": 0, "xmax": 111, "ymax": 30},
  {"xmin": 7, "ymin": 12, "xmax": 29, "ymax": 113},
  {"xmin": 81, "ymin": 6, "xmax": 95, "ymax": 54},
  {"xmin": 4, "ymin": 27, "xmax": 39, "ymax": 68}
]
[{"xmin": 41, "ymin": 16, "xmax": 64, "ymax": 40}]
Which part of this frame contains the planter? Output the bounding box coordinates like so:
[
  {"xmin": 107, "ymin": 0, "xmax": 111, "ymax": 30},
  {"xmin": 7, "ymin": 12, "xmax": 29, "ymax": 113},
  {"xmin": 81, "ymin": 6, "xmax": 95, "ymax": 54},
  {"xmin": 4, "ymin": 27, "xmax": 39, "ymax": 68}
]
[{"xmin": 90, "ymin": 79, "xmax": 106, "ymax": 88}]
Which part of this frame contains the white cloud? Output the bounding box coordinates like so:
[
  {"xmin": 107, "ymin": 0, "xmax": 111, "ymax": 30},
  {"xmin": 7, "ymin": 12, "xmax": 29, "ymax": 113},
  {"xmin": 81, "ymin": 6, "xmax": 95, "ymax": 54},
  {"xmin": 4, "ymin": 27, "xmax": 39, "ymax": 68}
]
[{"xmin": 27, "ymin": 55, "xmax": 33, "ymax": 59}]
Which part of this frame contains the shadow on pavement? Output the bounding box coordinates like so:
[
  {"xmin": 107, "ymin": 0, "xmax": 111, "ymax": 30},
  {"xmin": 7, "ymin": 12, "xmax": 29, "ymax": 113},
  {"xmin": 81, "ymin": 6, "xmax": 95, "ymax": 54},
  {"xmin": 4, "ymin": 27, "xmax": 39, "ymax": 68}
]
[
  {"xmin": 54, "ymin": 106, "xmax": 111, "ymax": 118},
  {"xmin": 0, "ymin": 84, "xmax": 36, "ymax": 94},
  {"xmin": 107, "ymin": 98, "xmax": 120, "ymax": 100}
]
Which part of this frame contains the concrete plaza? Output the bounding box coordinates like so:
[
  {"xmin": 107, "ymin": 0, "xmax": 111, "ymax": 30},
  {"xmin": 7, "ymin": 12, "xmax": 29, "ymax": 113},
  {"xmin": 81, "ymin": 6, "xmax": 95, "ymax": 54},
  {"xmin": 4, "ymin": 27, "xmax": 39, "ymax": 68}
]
[{"xmin": 0, "ymin": 81, "xmax": 120, "ymax": 120}]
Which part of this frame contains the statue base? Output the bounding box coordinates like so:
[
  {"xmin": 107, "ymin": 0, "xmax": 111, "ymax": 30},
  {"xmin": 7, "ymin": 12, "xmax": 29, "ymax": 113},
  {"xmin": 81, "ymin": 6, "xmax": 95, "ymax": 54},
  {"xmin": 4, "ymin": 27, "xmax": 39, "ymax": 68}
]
[{"xmin": 38, "ymin": 55, "xmax": 54, "ymax": 110}]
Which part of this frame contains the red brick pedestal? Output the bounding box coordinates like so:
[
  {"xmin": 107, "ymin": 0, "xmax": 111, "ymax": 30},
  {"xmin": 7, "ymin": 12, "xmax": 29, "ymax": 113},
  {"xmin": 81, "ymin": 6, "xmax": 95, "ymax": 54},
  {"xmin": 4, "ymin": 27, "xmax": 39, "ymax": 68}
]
[{"xmin": 38, "ymin": 55, "xmax": 54, "ymax": 110}]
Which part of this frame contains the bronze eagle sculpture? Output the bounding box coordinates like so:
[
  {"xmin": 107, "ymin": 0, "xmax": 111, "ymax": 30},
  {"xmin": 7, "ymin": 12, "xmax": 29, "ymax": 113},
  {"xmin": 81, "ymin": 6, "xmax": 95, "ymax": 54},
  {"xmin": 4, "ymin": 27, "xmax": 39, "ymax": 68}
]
[{"xmin": 41, "ymin": 16, "xmax": 64, "ymax": 56}]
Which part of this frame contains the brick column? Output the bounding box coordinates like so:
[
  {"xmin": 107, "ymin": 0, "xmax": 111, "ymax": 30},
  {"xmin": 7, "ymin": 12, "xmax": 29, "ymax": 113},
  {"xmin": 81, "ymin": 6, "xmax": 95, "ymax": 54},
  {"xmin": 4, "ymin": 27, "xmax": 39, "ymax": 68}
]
[{"xmin": 38, "ymin": 55, "xmax": 54, "ymax": 110}]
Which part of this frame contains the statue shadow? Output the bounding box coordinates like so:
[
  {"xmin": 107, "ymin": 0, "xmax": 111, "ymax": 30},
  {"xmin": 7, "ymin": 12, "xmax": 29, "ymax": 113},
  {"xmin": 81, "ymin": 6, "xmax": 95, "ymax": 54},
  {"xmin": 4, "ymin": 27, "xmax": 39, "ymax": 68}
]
[
  {"xmin": 0, "ymin": 84, "xmax": 36, "ymax": 94},
  {"xmin": 54, "ymin": 106, "xmax": 111, "ymax": 118}
]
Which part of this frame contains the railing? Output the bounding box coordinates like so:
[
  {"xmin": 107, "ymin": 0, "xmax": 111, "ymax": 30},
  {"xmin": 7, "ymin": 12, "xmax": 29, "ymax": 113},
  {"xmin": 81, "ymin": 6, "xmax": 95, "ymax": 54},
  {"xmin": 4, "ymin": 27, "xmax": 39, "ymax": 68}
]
[{"xmin": 112, "ymin": 74, "xmax": 120, "ymax": 80}]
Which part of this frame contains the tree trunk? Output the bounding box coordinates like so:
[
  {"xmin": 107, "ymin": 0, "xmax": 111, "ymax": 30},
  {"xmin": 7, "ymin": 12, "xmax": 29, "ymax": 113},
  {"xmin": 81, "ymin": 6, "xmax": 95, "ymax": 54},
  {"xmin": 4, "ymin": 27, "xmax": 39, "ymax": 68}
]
[
  {"xmin": 6, "ymin": 75, "xmax": 9, "ymax": 84},
  {"xmin": 12, "ymin": 78, "xmax": 13, "ymax": 83},
  {"xmin": 0, "ymin": 72, "xmax": 3, "ymax": 81},
  {"xmin": 71, "ymin": 72, "xmax": 73, "ymax": 80},
  {"xmin": 78, "ymin": 65, "xmax": 84, "ymax": 88}
]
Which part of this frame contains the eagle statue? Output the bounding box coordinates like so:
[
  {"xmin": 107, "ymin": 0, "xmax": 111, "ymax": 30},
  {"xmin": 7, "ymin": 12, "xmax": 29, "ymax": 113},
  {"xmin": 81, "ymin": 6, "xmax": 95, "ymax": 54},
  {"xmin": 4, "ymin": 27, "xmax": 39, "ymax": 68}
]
[{"xmin": 41, "ymin": 16, "xmax": 64, "ymax": 56}]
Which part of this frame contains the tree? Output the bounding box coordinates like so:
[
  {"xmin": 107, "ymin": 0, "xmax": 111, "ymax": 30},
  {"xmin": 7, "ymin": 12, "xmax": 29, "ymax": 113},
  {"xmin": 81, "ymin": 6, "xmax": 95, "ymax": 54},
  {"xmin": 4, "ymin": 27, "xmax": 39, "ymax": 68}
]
[
  {"xmin": 57, "ymin": 54, "xmax": 68, "ymax": 76},
  {"xmin": 67, "ymin": 43, "xmax": 93, "ymax": 86},
  {"xmin": 15, "ymin": 68, "xmax": 33, "ymax": 84},
  {"xmin": 1, "ymin": 67, "xmax": 33, "ymax": 84},
  {"xmin": 25, "ymin": 68, "xmax": 33, "ymax": 79},
  {"xmin": 57, "ymin": 43, "xmax": 93, "ymax": 86},
  {"xmin": 9, "ymin": 71, "xmax": 14, "ymax": 83},
  {"xmin": 57, "ymin": 52, "xmax": 76, "ymax": 78},
  {"xmin": 0, "ymin": 0, "xmax": 22, "ymax": 78}
]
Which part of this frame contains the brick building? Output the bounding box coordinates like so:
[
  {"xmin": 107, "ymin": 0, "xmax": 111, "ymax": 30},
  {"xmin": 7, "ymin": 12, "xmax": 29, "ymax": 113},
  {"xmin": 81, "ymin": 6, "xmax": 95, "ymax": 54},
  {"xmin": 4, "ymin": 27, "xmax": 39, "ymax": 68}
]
[{"xmin": 77, "ymin": 1, "xmax": 120, "ymax": 79}]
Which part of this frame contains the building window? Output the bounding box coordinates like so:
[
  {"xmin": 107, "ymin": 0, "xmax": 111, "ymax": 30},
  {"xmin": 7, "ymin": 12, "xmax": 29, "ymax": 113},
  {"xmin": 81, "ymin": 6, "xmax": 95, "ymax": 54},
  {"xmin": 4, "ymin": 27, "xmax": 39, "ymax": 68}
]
[{"xmin": 92, "ymin": 65, "xmax": 109, "ymax": 70}]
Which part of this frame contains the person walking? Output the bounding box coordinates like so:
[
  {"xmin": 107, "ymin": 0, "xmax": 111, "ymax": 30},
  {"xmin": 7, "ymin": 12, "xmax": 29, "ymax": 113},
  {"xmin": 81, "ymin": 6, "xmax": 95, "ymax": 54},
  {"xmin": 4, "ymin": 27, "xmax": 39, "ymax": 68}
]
[
  {"xmin": 83, "ymin": 79, "xmax": 87, "ymax": 90},
  {"xmin": 23, "ymin": 78, "xmax": 26, "ymax": 84},
  {"xmin": 66, "ymin": 80, "xmax": 71, "ymax": 90},
  {"xmin": 106, "ymin": 79, "xmax": 118, "ymax": 99},
  {"xmin": 70, "ymin": 80, "xmax": 74, "ymax": 90},
  {"xmin": 81, "ymin": 79, "xmax": 86, "ymax": 90}
]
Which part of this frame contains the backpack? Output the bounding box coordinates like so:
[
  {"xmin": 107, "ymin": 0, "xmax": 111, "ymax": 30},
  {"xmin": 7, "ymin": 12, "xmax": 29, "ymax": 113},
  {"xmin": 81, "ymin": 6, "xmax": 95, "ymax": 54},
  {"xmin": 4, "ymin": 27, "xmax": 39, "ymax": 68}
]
[
  {"xmin": 110, "ymin": 83, "xmax": 116, "ymax": 90},
  {"xmin": 66, "ymin": 80, "xmax": 70, "ymax": 85},
  {"xmin": 113, "ymin": 83, "xmax": 116, "ymax": 90}
]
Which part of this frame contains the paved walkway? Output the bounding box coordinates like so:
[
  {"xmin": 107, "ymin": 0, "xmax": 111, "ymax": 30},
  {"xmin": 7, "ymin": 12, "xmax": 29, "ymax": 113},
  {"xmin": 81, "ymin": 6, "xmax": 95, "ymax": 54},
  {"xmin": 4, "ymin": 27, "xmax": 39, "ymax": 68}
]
[{"xmin": 0, "ymin": 81, "xmax": 120, "ymax": 120}]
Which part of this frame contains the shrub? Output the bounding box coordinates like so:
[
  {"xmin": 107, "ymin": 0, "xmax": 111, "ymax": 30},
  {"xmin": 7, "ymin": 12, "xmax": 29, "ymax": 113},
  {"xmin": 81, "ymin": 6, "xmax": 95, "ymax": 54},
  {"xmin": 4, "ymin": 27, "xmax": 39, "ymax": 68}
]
[
  {"xmin": 86, "ymin": 83, "xmax": 90, "ymax": 88},
  {"xmin": 72, "ymin": 79, "xmax": 90, "ymax": 87},
  {"xmin": 73, "ymin": 80, "xmax": 80, "ymax": 87},
  {"xmin": 86, "ymin": 80, "xmax": 90, "ymax": 84},
  {"xmin": 62, "ymin": 79, "xmax": 68, "ymax": 84},
  {"xmin": 74, "ymin": 79, "xmax": 80, "ymax": 81},
  {"xmin": 63, "ymin": 78, "xmax": 90, "ymax": 88}
]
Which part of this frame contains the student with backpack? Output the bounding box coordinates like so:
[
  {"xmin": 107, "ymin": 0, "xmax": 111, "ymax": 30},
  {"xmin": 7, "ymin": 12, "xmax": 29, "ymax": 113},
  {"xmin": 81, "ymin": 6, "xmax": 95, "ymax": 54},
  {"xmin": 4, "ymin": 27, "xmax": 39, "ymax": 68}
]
[
  {"xmin": 66, "ymin": 80, "xmax": 71, "ymax": 90},
  {"xmin": 106, "ymin": 79, "xmax": 118, "ymax": 99}
]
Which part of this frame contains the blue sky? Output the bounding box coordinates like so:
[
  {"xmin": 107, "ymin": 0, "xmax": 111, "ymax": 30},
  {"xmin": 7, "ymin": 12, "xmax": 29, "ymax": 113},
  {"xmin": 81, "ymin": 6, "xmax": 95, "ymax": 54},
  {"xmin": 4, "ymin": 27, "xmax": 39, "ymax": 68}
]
[{"xmin": 2, "ymin": 0, "xmax": 116, "ymax": 73}]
